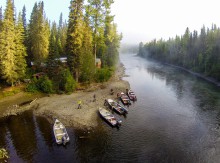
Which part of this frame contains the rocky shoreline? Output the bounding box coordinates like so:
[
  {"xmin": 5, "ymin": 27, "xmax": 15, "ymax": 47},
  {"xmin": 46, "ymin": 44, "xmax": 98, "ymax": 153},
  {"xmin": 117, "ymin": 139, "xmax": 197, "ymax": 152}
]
[{"xmin": 0, "ymin": 62, "xmax": 130, "ymax": 129}]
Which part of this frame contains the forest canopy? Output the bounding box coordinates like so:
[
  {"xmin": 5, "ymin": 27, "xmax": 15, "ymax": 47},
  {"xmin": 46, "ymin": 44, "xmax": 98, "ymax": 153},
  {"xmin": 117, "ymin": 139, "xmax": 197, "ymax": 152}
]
[
  {"xmin": 0, "ymin": 0, "xmax": 121, "ymax": 92},
  {"xmin": 138, "ymin": 24, "xmax": 220, "ymax": 80}
]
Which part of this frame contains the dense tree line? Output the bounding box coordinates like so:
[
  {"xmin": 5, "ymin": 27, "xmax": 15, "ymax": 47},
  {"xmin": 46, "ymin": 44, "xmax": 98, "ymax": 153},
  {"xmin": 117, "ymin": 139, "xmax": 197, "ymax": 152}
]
[
  {"xmin": 0, "ymin": 0, "xmax": 121, "ymax": 92},
  {"xmin": 138, "ymin": 24, "xmax": 220, "ymax": 80}
]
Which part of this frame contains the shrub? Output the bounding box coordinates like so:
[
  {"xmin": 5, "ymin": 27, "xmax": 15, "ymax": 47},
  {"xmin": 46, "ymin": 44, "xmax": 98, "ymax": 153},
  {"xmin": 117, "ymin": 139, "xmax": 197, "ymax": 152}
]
[
  {"xmin": 26, "ymin": 76, "xmax": 53, "ymax": 93},
  {"xmin": 94, "ymin": 68, "xmax": 113, "ymax": 82},
  {"xmin": 26, "ymin": 78, "xmax": 38, "ymax": 92},
  {"xmin": 59, "ymin": 69, "xmax": 77, "ymax": 93},
  {"xmin": 38, "ymin": 76, "xmax": 53, "ymax": 94}
]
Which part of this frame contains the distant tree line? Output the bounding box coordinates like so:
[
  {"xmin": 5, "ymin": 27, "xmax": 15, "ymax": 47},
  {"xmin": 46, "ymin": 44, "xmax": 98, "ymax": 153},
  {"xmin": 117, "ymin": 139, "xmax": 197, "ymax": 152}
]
[
  {"xmin": 120, "ymin": 44, "xmax": 138, "ymax": 54},
  {"xmin": 0, "ymin": 0, "xmax": 121, "ymax": 93},
  {"xmin": 138, "ymin": 24, "xmax": 220, "ymax": 80}
]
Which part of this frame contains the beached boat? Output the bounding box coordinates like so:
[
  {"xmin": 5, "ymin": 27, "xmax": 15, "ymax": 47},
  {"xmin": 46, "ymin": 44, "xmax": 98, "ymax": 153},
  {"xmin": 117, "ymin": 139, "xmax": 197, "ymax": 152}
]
[
  {"xmin": 99, "ymin": 107, "xmax": 122, "ymax": 127},
  {"xmin": 53, "ymin": 119, "xmax": 70, "ymax": 145},
  {"xmin": 119, "ymin": 92, "xmax": 131, "ymax": 105},
  {"xmin": 105, "ymin": 99, "xmax": 128, "ymax": 115},
  {"xmin": 127, "ymin": 89, "xmax": 137, "ymax": 101}
]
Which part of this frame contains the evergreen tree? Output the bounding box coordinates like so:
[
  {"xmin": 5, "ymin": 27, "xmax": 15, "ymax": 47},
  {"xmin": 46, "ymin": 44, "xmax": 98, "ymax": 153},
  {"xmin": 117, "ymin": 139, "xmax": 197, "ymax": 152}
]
[
  {"xmin": 47, "ymin": 21, "xmax": 60, "ymax": 78},
  {"xmin": 86, "ymin": 0, "xmax": 105, "ymax": 65},
  {"xmin": 0, "ymin": 6, "xmax": 3, "ymax": 30},
  {"xmin": 27, "ymin": 1, "xmax": 49, "ymax": 67},
  {"xmin": 80, "ymin": 13, "xmax": 95, "ymax": 82},
  {"xmin": 57, "ymin": 13, "xmax": 67, "ymax": 56},
  {"xmin": 66, "ymin": 0, "xmax": 84, "ymax": 82},
  {"xmin": 0, "ymin": 6, "xmax": 2, "ymax": 20},
  {"xmin": 0, "ymin": 0, "xmax": 16, "ymax": 85},
  {"xmin": 14, "ymin": 12, "xmax": 27, "ymax": 82},
  {"xmin": 103, "ymin": 0, "xmax": 121, "ymax": 67},
  {"xmin": 137, "ymin": 42, "xmax": 144, "ymax": 57},
  {"xmin": 21, "ymin": 5, "xmax": 27, "ymax": 31},
  {"xmin": 21, "ymin": 5, "xmax": 28, "ymax": 58},
  {"xmin": 59, "ymin": 12, "xmax": 63, "ymax": 28}
]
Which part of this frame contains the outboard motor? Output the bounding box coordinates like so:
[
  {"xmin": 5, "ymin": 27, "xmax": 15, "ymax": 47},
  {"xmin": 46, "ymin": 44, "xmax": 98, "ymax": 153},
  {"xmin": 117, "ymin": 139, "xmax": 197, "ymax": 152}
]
[
  {"xmin": 117, "ymin": 120, "xmax": 122, "ymax": 126},
  {"xmin": 62, "ymin": 136, "xmax": 67, "ymax": 145}
]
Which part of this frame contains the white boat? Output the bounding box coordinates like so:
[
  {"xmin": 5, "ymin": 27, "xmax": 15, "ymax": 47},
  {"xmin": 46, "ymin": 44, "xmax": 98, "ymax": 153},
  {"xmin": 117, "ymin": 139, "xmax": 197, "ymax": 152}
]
[
  {"xmin": 105, "ymin": 99, "xmax": 128, "ymax": 115},
  {"xmin": 127, "ymin": 89, "xmax": 137, "ymax": 101},
  {"xmin": 99, "ymin": 107, "xmax": 122, "ymax": 127},
  {"xmin": 53, "ymin": 119, "xmax": 70, "ymax": 145}
]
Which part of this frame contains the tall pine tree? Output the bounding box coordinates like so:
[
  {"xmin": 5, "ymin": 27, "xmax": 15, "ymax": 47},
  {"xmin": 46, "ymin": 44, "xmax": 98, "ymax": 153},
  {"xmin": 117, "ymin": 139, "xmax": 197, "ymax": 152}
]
[
  {"xmin": 47, "ymin": 21, "xmax": 60, "ymax": 78},
  {"xmin": 57, "ymin": 13, "xmax": 67, "ymax": 57},
  {"xmin": 80, "ymin": 13, "xmax": 95, "ymax": 82},
  {"xmin": 86, "ymin": 0, "xmax": 106, "ymax": 65},
  {"xmin": 0, "ymin": 6, "xmax": 3, "ymax": 30},
  {"xmin": 27, "ymin": 1, "xmax": 49, "ymax": 67},
  {"xmin": 0, "ymin": 0, "xmax": 16, "ymax": 86},
  {"xmin": 21, "ymin": 5, "xmax": 27, "ymax": 32},
  {"xmin": 14, "ymin": 12, "xmax": 27, "ymax": 83},
  {"xmin": 66, "ymin": 0, "xmax": 84, "ymax": 82}
]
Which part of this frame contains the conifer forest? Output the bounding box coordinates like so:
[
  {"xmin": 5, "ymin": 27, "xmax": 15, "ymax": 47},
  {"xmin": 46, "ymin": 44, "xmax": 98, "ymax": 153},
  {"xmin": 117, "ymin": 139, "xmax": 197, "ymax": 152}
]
[
  {"xmin": 0, "ymin": 0, "xmax": 121, "ymax": 93},
  {"xmin": 138, "ymin": 25, "xmax": 220, "ymax": 81}
]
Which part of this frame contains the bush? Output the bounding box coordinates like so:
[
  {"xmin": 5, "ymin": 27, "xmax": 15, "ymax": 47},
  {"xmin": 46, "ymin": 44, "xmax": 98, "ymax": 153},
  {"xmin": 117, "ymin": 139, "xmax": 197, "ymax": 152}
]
[
  {"xmin": 94, "ymin": 68, "xmax": 113, "ymax": 82},
  {"xmin": 38, "ymin": 76, "xmax": 53, "ymax": 93},
  {"xmin": 26, "ymin": 78, "xmax": 39, "ymax": 93},
  {"xmin": 59, "ymin": 69, "xmax": 77, "ymax": 93},
  {"xmin": 26, "ymin": 76, "xmax": 53, "ymax": 93}
]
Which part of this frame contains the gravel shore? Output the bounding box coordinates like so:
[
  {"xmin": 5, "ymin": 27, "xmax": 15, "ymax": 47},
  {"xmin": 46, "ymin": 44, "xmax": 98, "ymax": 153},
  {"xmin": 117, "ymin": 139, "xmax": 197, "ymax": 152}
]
[{"xmin": 29, "ymin": 63, "xmax": 130, "ymax": 129}]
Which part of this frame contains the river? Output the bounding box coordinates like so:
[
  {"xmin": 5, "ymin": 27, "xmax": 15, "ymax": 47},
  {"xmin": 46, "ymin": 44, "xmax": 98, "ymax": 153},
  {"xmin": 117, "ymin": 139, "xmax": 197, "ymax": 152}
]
[{"xmin": 1, "ymin": 53, "xmax": 220, "ymax": 162}]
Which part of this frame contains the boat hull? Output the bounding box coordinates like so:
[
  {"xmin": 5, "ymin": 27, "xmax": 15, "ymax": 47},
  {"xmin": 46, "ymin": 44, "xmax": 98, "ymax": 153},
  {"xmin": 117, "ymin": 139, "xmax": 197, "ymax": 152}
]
[
  {"xmin": 99, "ymin": 108, "xmax": 121, "ymax": 127},
  {"xmin": 53, "ymin": 119, "xmax": 70, "ymax": 145},
  {"xmin": 127, "ymin": 90, "xmax": 137, "ymax": 101},
  {"xmin": 105, "ymin": 99, "xmax": 128, "ymax": 115}
]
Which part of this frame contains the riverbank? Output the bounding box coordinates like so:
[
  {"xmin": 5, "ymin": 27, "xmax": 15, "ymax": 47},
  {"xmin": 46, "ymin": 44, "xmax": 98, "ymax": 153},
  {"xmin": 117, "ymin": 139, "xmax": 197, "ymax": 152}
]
[
  {"xmin": 166, "ymin": 63, "xmax": 220, "ymax": 86},
  {"xmin": 0, "ymin": 62, "xmax": 130, "ymax": 129},
  {"xmin": 0, "ymin": 92, "xmax": 44, "ymax": 117},
  {"xmin": 33, "ymin": 62, "xmax": 129, "ymax": 129}
]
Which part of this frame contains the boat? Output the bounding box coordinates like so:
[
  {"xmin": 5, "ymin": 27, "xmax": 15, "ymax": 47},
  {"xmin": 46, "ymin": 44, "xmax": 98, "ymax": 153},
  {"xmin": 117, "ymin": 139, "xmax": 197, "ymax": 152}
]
[
  {"xmin": 99, "ymin": 107, "xmax": 122, "ymax": 127},
  {"xmin": 119, "ymin": 92, "xmax": 131, "ymax": 105},
  {"xmin": 105, "ymin": 99, "xmax": 128, "ymax": 115},
  {"xmin": 53, "ymin": 119, "xmax": 70, "ymax": 145},
  {"xmin": 127, "ymin": 89, "xmax": 137, "ymax": 101}
]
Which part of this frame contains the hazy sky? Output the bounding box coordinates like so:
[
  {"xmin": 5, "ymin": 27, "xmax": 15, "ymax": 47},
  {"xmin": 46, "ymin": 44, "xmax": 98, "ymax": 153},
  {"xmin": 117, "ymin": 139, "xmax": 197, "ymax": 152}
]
[{"xmin": 1, "ymin": 0, "xmax": 220, "ymax": 44}]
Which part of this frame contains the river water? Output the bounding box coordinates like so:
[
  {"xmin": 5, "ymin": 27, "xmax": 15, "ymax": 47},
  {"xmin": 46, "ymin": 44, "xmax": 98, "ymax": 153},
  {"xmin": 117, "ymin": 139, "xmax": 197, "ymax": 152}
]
[{"xmin": 1, "ymin": 53, "xmax": 220, "ymax": 162}]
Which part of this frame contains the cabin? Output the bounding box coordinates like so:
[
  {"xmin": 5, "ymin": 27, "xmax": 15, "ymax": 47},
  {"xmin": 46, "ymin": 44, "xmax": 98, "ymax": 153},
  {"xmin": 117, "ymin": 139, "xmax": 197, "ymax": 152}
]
[
  {"xmin": 30, "ymin": 57, "xmax": 67, "ymax": 69},
  {"xmin": 32, "ymin": 72, "xmax": 45, "ymax": 79},
  {"xmin": 96, "ymin": 58, "xmax": 101, "ymax": 68},
  {"xmin": 56, "ymin": 57, "xmax": 67, "ymax": 63}
]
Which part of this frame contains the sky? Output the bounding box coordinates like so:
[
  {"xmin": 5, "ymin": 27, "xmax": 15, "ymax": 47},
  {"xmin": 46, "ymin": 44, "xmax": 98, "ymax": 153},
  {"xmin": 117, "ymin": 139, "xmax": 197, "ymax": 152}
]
[{"xmin": 1, "ymin": 0, "xmax": 220, "ymax": 44}]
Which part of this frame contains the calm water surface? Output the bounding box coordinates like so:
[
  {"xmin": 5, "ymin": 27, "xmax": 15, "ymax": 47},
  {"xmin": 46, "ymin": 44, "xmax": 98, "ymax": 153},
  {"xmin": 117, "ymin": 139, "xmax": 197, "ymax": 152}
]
[{"xmin": 1, "ymin": 53, "xmax": 220, "ymax": 162}]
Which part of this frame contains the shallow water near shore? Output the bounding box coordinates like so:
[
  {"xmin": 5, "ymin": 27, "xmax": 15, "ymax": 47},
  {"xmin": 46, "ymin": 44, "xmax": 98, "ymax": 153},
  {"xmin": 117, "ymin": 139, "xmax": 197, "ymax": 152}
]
[{"xmin": 1, "ymin": 53, "xmax": 220, "ymax": 162}]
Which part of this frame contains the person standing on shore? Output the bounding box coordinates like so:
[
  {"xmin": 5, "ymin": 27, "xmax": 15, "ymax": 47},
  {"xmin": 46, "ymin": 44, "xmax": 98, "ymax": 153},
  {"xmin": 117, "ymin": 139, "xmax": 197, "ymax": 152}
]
[
  {"xmin": 77, "ymin": 100, "xmax": 82, "ymax": 109},
  {"xmin": 93, "ymin": 94, "xmax": 96, "ymax": 102}
]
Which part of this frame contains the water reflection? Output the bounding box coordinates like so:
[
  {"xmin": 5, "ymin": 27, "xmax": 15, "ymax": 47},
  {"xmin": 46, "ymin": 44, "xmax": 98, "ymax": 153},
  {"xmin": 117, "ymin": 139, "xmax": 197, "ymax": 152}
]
[
  {"xmin": 35, "ymin": 116, "xmax": 54, "ymax": 148},
  {"xmin": 121, "ymin": 53, "xmax": 220, "ymax": 162},
  {"xmin": 144, "ymin": 60, "xmax": 220, "ymax": 114},
  {"xmin": 6, "ymin": 111, "xmax": 37, "ymax": 162},
  {"xmin": 0, "ymin": 119, "xmax": 7, "ymax": 148}
]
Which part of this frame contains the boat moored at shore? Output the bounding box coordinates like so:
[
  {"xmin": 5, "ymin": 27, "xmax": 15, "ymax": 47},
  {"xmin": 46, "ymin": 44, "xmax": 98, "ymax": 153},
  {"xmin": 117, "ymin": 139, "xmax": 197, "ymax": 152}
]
[
  {"xmin": 104, "ymin": 99, "xmax": 128, "ymax": 115},
  {"xmin": 99, "ymin": 107, "xmax": 122, "ymax": 127},
  {"xmin": 127, "ymin": 89, "xmax": 137, "ymax": 101},
  {"xmin": 53, "ymin": 119, "xmax": 70, "ymax": 145},
  {"xmin": 118, "ymin": 92, "xmax": 131, "ymax": 105}
]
